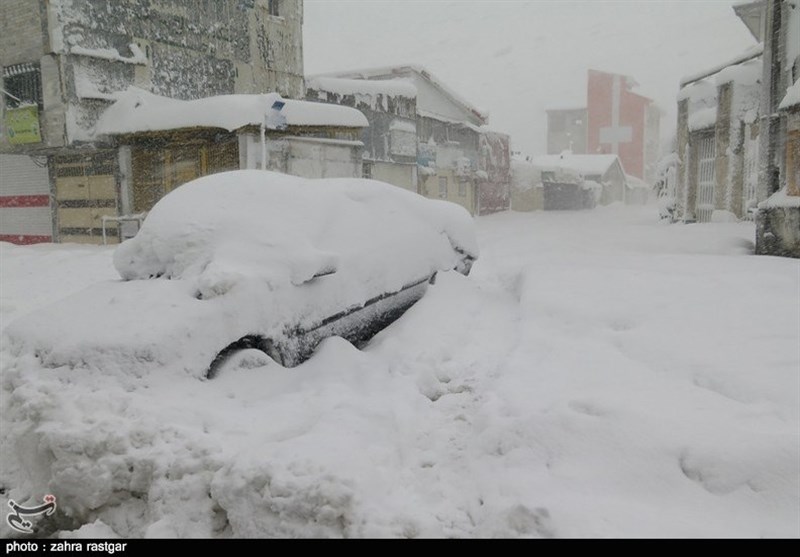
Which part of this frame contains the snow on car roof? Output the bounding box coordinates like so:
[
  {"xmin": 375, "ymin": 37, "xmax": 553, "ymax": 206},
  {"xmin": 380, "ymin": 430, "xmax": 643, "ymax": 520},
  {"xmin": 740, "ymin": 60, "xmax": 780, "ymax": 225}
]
[
  {"xmin": 114, "ymin": 170, "xmax": 478, "ymax": 294},
  {"xmin": 94, "ymin": 87, "xmax": 369, "ymax": 136}
]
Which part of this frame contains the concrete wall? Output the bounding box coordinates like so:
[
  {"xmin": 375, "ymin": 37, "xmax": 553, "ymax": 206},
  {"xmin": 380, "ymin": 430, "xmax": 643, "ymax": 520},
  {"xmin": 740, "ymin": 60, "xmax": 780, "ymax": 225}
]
[
  {"xmin": 546, "ymin": 108, "xmax": 587, "ymax": 155},
  {"xmin": 0, "ymin": 0, "xmax": 46, "ymax": 65},
  {"xmin": 372, "ymin": 162, "xmax": 416, "ymax": 192}
]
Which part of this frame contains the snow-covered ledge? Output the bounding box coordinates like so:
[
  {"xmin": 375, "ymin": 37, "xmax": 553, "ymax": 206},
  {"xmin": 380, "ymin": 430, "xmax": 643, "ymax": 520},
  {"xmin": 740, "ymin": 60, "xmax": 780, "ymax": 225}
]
[{"xmin": 755, "ymin": 189, "xmax": 800, "ymax": 259}]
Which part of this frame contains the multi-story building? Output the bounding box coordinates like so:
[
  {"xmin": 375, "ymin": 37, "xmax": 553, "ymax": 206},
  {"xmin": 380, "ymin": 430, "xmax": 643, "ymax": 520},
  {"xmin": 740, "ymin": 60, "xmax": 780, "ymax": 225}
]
[{"xmin": 1, "ymin": 1, "xmax": 369, "ymax": 245}]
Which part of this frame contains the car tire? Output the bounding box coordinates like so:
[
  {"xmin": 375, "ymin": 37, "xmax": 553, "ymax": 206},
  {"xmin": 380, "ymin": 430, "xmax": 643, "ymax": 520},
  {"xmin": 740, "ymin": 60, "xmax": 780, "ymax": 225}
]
[{"xmin": 206, "ymin": 336, "xmax": 285, "ymax": 379}]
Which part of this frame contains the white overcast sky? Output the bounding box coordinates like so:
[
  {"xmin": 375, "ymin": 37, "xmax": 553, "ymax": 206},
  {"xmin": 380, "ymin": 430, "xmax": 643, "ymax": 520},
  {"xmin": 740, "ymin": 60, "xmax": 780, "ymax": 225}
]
[{"xmin": 303, "ymin": 0, "xmax": 757, "ymax": 157}]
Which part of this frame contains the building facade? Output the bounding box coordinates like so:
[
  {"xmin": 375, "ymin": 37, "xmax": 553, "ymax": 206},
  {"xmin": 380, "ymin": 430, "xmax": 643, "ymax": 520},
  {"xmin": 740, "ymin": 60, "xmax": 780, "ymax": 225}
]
[
  {"xmin": 305, "ymin": 76, "xmax": 418, "ymax": 191},
  {"xmin": 316, "ymin": 66, "xmax": 511, "ymax": 216},
  {"xmin": 546, "ymin": 108, "xmax": 587, "ymax": 155},
  {"xmin": 1, "ymin": 0, "xmax": 307, "ymax": 244}
]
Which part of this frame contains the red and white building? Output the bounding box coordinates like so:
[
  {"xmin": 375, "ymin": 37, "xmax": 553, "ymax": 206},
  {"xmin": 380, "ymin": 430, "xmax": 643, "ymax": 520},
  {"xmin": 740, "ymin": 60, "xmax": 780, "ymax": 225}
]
[{"xmin": 546, "ymin": 70, "xmax": 661, "ymax": 185}]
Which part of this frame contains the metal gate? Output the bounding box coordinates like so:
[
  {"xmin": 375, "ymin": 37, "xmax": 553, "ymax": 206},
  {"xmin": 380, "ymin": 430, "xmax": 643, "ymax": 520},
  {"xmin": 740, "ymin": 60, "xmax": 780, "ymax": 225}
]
[
  {"xmin": 742, "ymin": 124, "xmax": 759, "ymax": 219},
  {"xmin": 695, "ymin": 135, "xmax": 716, "ymax": 223},
  {"xmin": 54, "ymin": 152, "xmax": 118, "ymax": 244}
]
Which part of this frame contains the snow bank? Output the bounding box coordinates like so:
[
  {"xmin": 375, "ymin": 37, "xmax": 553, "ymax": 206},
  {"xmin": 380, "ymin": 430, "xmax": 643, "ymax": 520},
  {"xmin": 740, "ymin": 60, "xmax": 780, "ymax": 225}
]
[
  {"xmin": 4, "ymin": 171, "xmax": 477, "ymax": 377},
  {"xmin": 95, "ymin": 88, "xmax": 368, "ymax": 136},
  {"xmin": 2, "ymin": 207, "xmax": 797, "ymax": 538}
]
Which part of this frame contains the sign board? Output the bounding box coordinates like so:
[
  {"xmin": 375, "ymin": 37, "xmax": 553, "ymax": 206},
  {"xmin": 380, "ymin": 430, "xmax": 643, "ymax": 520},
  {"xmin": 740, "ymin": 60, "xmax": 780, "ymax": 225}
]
[{"xmin": 5, "ymin": 105, "xmax": 42, "ymax": 145}]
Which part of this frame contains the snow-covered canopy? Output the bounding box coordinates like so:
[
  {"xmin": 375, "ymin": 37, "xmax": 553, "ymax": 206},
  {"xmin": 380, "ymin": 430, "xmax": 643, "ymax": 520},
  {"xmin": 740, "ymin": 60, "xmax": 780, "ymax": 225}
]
[
  {"xmin": 306, "ymin": 76, "xmax": 417, "ymax": 99},
  {"xmin": 529, "ymin": 153, "xmax": 622, "ymax": 177},
  {"xmin": 679, "ymin": 44, "xmax": 763, "ymax": 88},
  {"xmin": 94, "ymin": 87, "xmax": 369, "ymax": 136}
]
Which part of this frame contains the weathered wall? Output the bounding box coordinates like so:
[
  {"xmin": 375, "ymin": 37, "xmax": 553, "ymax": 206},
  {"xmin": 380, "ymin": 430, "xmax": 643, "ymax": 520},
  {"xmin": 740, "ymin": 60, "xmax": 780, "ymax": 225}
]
[
  {"xmin": 755, "ymin": 206, "xmax": 800, "ymax": 258},
  {"xmin": 0, "ymin": 0, "xmax": 46, "ymax": 65},
  {"xmin": 2, "ymin": 0, "xmax": 304, "ymax": 151}
]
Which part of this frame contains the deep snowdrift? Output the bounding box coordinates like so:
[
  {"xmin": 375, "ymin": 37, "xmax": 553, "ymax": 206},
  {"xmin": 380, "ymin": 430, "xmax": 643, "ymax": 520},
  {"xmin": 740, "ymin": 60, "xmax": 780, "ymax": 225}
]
[
  {"xmin": 4, "ymin": 171, "xmax": 477, "ymax": 377},
  {"xmin": 1, "ymin": 206, "xmax": 797, "ymax": 538}
]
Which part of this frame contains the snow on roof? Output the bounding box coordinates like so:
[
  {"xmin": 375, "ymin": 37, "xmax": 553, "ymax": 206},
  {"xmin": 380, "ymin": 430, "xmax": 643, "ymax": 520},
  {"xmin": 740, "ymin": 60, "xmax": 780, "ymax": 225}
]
[
  {"xmin": 688, "ymin": 107, "xmax": 718, "ymax": 131},
  {"xmin": 779, "ymin": 78, "xmax": 800, "ymax": 111},
  {"xmin": 714, "ymin": 57, "xmax": 761, "ymax": 87},
  {"xmin": 529, "ymin": 153, "xmax": 621, "ymax": 176},
  {"xmin": 677, "ymin": 78, "xmax": 717, "ymax": 104},
  {"xmin": 545, "ymin": 106, "xmax": 586, "ymax": 113},
  {"xmin": 306, "ymin": 76, "xmax": 417, "ymax": 98},
  {"xmin": 680, "ymin": 44, "xmax": 763, "ymax": 88},
  {"xmin": 95, "ymin": 87, "xmax": 368, "ymax": 136},
  {"xmin": 317, "ymin": 64, "xmax": 489, "ymax": 123},
  {"xmin": 625, "ymin": 174, "xmax": 652, "ymax": 190}
]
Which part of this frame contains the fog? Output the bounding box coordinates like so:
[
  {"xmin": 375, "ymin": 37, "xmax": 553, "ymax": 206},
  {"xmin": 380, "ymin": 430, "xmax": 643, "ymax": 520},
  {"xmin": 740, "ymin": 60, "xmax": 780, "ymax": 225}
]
[{"xmin": 304, "ymin": 0, "xmax": 757, "ymax": 156}]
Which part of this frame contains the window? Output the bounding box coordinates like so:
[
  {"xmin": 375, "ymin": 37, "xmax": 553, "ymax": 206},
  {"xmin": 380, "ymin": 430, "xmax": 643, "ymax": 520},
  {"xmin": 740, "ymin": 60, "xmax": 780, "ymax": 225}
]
[
  {"xmin": 438, "ymin": 176, "xmax": 448, "ymax": 198},
  {"xmin": 268, "ymin": 0, "xmax": 279, "ymax": 16},
  {"xmin": 541, "ymin": 170, "xmax": 556, "ymax": 182},
  {"xmin": 458, "ymin": 179, "xmax": 468, "ymax": 197},
  {"xmin": 2, "ymin": 63, "xmax": 42, "ymax": 108}
]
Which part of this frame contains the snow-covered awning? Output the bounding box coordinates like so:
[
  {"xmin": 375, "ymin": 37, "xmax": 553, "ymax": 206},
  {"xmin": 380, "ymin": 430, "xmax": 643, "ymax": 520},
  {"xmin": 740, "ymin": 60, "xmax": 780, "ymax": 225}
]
[
  {"xmin": 306, "ymin": 76, "xmax": 417, "ymax": 99},
  {"xmin": 679, "ymin": 44, "xmax": 763, "ymax": 88},
  {"xmin": 94, "ymin": 87, "xmax": 369, "ymax": 136},
  {"xmin": 529, "ymin": 153, "xmax": 622, "ymax": 176}
]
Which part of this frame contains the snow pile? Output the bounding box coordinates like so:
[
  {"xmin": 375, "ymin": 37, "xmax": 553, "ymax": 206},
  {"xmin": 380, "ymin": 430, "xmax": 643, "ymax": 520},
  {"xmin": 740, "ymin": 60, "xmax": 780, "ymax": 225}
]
[
  {"xmin": 3, "ymin": 171, "xmax": 477, "ymax": 377},
  {"xmin": 95, "ymin": 88, "xmax": 368, "ymax": 136},
  {"xmin": 759, "ymin": 188, "xmax": 800, "ymax": 209},
  {"xmin": 715, "ymin": 58, "xmax": 760, "ymax": 88},
  {"xmin": 1, "ymin": 207, "xmax": 798, "ymax": 538},
  {"xmin": 69, "ymin": 44, "xmax": 147, "ymax": 65},
  {"xmin": 688, "ymin": 107, "xmax": 717, "ymax": 131},
  {"xmin": 114, "ymin": 170, "xmax": 476, "ymax": 286},
  {"xmin": 778, "ymin": 78, "xmax": 800, "ymax": 111}
]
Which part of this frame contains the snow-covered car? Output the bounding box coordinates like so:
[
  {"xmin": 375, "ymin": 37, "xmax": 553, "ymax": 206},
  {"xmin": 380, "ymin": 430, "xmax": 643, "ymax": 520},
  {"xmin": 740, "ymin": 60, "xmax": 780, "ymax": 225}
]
[{"xmin": 5, "ymin": 170, "xmax": 478, "ymax": 378}]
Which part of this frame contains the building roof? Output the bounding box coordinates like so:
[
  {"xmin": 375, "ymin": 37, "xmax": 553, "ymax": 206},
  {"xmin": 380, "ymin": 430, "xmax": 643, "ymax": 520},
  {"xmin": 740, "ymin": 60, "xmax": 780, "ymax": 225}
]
[
  {"xmin": 94, "ymin": 87, "xmax": 369, "ymax": 136},
  {"xmin": 305, "ymin": 76, "xmax": 417, "ymax": 98},
  {"xmin": 680, "ymin": 44, "xmax": 763, "ymax": 88},
  {"xmin": 316, "ymin": 64, "xmax": 488, "ymax": 125},
  {"xmin": 529, "ymin": 153, "xmax": 623, "ymax": 176},
  {"xmin": 732, "ymin": 1, "xmax": 766, "ymax": 42}
]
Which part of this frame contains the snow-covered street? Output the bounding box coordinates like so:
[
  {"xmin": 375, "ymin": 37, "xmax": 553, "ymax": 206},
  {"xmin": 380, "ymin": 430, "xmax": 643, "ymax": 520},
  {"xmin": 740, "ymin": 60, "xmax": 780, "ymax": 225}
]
[{"xmin": 1, "ymin": 205, "xmax": 798, "ymax": 538}]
